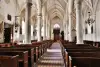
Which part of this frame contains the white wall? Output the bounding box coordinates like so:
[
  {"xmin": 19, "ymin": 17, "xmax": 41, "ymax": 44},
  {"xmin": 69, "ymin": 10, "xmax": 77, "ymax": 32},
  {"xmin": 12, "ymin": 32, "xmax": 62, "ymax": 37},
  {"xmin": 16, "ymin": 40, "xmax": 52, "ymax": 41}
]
[
  {"xmin": 0, "ymin": 0, "xmax": 16, "ymax": 43},
  {"xmin": 82, "ymin": 0, "xmax": 100, "ymax": 42},
  {"xmin": 95, "ymin": 10, "xmax": 100, "ymax": 41}
]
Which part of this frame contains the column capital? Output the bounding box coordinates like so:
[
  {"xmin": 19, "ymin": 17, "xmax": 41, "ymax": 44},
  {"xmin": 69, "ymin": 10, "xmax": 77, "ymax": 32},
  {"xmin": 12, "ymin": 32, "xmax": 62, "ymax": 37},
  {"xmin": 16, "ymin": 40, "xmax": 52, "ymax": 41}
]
[
  {"xmin": 37, "ymin": 13, "xmax": 42, "ymax": 17},
  {"xmin": 75, "ymin": 0, "xmax": 82, "ymax": 10},
  {"xmin": 75, "ymin": 0, "xmax": 82, "ymax": 5},
  {"xmin": 26, "ymin": 0, "xmax": 32, "ymax": 7},
  {"xmin": 28, "ymin": 2, "xmax": 32, "ymax": 6}
]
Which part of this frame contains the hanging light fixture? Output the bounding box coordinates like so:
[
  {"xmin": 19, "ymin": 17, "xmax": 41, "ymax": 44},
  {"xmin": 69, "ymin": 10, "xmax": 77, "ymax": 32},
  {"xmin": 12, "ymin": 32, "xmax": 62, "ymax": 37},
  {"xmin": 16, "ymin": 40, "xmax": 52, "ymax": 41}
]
[{"xmin": 85, "ymin": 12, "xmax": 95, "ymax": 25}]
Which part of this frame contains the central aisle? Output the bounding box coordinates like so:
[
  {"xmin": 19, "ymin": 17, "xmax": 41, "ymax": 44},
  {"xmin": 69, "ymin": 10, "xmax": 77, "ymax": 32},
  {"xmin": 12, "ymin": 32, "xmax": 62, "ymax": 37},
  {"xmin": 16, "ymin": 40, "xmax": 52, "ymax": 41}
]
[{"xmin": 36, "ymin": 42, "xmax": 65, "ymax": 67}]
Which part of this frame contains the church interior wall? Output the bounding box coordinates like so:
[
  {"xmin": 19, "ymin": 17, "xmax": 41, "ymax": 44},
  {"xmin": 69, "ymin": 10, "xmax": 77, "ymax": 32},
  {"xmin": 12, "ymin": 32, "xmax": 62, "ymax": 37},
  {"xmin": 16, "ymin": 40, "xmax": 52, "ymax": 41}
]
[{"xmin": 83, "ymin": 0, "xmax": 100, "ymax": 42}]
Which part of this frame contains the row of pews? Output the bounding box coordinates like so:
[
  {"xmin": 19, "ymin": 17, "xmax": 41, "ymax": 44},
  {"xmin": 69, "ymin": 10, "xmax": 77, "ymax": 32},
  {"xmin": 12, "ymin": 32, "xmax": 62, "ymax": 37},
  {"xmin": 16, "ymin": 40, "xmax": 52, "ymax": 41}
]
[
  {"xmin": 36, "ymin": 42, "xmax": 65, "ymax": 67},
  {"xmin": 63, "ymin": 41, "xmax": 100, "ymax": 67},
  {"xmin": 0, "ymin": 40, "xmax": 53, "ymax": 67}
]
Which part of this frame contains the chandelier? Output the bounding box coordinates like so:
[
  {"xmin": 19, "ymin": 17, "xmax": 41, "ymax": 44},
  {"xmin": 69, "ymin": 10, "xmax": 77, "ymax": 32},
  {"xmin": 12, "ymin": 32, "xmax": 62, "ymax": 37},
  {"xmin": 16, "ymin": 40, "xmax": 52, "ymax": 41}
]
[{"xmin": 85, "ymin": 12, "xmax": 95, "ymax": 25}]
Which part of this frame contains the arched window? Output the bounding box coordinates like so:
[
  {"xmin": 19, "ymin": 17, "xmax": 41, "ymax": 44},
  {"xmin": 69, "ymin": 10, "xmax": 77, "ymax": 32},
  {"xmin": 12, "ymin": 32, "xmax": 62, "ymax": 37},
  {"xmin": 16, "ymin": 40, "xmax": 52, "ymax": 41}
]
[
  {"xmin": 53, "ymin": 24, "xmax": 60, "ymax": 29},
  {"xmin": 91, "ymin": 25, "xmax": 93, "ymax": 33},
  {"xmin": 53, "ymin": 24, "xmax": 60, "ymax": 34},
  {"xmin": 7, "ymin": 14, "xmax": 11, "ymax": 21},
  {"xmin": 85, "ymin": 27, "xmax": 87, "ymax": 34}
]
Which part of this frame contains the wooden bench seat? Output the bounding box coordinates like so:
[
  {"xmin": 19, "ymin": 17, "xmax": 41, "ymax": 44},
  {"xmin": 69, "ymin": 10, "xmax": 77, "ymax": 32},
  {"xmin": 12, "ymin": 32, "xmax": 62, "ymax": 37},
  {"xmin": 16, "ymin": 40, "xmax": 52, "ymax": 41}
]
[
  {"xmin": 32, "ymin": 42, "xmax": 42, "ymax": 45},
  {"xmin": 15, "ymin": 45, "xmax": 43, "ymax": 62},
  {"xmin": 66, "ymin": 48, "xmax": 100, "ymax": 52},
  {"xmin": 16, "ymin": 45, "xmax": 44, "ymax": 56},
  {"xmin": 0, "ymin": 48, "xmax": 34, "ymax": 67},
  {"xmin": 64, "ymin": 42, "xmax": 100, "ymax": 67},
  {"xmin": 65, "ymin": 45, "xmax": 94, "ymax": 49},
  {"xmin": 72, "ymin": 57, "xmax": 100, "ymax": 67},
  {"xmin": 0, "ymin": 43, "xmax": 11, "ymax": 47},
  {"xmin": 0, "ymin": 51, "xmax": 28, "ymax": 67},
  {"xmin": 0, "ymin": 55, "xmax": 19, "ymax": 67},
  {"xmin": 68, "ymin": 52, "xmax": 100, "ymax": 57}
]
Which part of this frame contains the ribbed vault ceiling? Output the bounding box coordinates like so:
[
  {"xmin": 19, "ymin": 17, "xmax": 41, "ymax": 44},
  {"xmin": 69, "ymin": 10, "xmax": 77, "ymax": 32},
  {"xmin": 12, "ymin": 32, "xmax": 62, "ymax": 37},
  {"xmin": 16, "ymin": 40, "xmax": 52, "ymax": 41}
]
[
  {"xmin": 46, "ymin": 0, "xmax": 66, "ymax": 20},
  {"xmin": 12, "ymin": 0, "xmax": 67, "ymax": 21},
  {"xmin": 0, "ymin": 0, "xmax": 95, "ymax": 23}
]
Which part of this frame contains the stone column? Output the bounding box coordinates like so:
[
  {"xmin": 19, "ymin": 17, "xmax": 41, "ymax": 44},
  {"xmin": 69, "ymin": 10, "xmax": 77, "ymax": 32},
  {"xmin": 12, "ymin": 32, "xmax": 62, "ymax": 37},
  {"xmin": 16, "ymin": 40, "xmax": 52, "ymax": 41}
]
[
  {"xmin": 69, "ymin": 13, "xmax": 73, "ymax": 42},
  {"xmin": 65, "ymin": 23, "xmax": 69, "ymax": 40},
  {"xmin": 42, "ymin": 6, "xmax": 46, "ymax": 40},
  {"xmin": 36, "ymin": 0, "xmax": 42, "ymax": 41},
  {"xmin": 46, "ymin": 16, "xmax": 48, "ymax": 39},
  {"xmin": 68, "ymin": 0, "xmax": 74, "ymax": 42},
  {"xmin": 32, "ymin": 23, "xmax": 35, "ymax": 40},
  {"xmin": 63, "ymin": 19, "xmax": 66, "ymax": 40},
  {"xmin": 16, "ymin": 26, "xmax": 20, "ymax": 42},
  {"xmin": 37, "ymin": 15, "xmax": 42, "ymax": 41},
  {"xmin": 75, "ymin": 0, "xmax": 83, "ymax": 44},
  {"xmin": 46, "ymin": 23, "xmax": 49, "ymax": 39},
  {"xmin": 48, "ymin": 20, "xmax": 51, "ymax": 40},
  {"xmin": 24, "ymin": 0, "xmax": 32, "ymax": 44},
  {"xmin": 31, "ymin": 24, "xmax": 34, "ymax": 40}
]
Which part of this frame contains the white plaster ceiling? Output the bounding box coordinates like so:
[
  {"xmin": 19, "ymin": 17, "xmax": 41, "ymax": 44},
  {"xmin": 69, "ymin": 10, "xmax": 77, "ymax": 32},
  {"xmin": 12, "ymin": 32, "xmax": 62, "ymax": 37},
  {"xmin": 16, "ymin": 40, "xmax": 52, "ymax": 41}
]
[
  {"xmin": 46, "ymin": 0, "xmax": 66, "ymax": 20},
  {"xmin": 5, "ymin": 0, "xmax": 67, "ymax": 21},
  {"xmin": 0, "ymin": 0, "xmax": 96, "ymax": 24}
]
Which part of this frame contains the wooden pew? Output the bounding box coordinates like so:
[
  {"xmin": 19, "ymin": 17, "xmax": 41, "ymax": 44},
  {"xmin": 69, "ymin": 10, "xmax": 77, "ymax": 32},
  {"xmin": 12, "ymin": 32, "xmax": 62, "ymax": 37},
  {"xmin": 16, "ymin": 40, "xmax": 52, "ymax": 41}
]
[
  {"xmin": 15, "ymin": 45, "xmax": 41, "ymax": 63},
  {"xmin": 14, "ymin": 41, "xmax": 52, "ymax": 63},
  {"xmin": 65, "ymin": 51, "xmax": 69, "ymax": 67},
  {"xmin": 67, "ymin": 51, "xmax": 100, "ymax": 67},
  {"xmin": 0, "ymin": 51, "xmax": 28, "ymax": 67},
  {"xmin": 64, "ymin": 42, "xmax": 100, "ymax": 67},
  {"xmin": 66, "ymin": 48, "xmax": 100, "ymax": 52},
  {"xmin": 31, "ymin": 40, "xmax": 37, "ymax": 42},
  {"xmin": 69, "ymin": 56, "xmax": 72, "ymax": 67},
  {"xmin": 0, "ymin": 43, "xmax": 11, "ymax": 47},
  {"xmin": 32, "ymin": 42, "xmax": 49, "ymax": 53},
  {"xmin": 0, "ymin": 55, "xmax": 19, "ymax": 67},
  {"xmin": 84, "ymin": 40, "xmax": 93, "ymax": 46},
  {"xmin": 16, "ymin": 42, "xmax": 49, "ymax": 55},
  {"xmin": 0, "ymin": 48, "xmax": 34, "ymax": 67},
  {"xmin": 65, "ymin": 45, "xmax": 94, "ymax": 49},
  {"xmin": 68, "ymin": 52, "xmax": 100, "ymax": 57},
  {"xmin": 72, "ymin": 57, "xmax": 100, "ymax": 67}
]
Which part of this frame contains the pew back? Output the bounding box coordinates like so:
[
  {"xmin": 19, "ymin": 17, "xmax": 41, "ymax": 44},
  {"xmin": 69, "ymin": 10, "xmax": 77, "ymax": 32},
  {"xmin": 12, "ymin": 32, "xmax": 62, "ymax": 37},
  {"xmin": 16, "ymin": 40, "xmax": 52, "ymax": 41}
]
[
  {"xmin": 0, "ymin": 55, "xmax": 19, "ymax": 67},
  {"xmin": 0, "ymin": 48, "xmax": 34, "ymax": 67},
  {"xmin": 72, "ymin": 57, "xmax": 100, "ymax": 67},
  {"xmin": 0, "ymin": 51, "xmax": 28, "ymax": 67}
]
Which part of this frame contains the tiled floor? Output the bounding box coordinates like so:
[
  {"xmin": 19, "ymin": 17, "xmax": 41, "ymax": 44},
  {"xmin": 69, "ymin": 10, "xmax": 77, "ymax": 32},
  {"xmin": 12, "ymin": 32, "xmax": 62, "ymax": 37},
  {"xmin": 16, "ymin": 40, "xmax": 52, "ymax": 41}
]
[{"xmin": 36, "ymin": 42, "xmax": 65, "ymax": 67}]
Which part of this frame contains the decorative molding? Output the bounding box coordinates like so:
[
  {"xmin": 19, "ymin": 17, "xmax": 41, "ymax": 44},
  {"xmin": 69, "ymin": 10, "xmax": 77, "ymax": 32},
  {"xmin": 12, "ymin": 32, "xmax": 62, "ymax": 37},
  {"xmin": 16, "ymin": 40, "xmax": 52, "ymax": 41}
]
[{"xmin": 84, "ymin": 0, "xmax": 93, "ymax": 11}]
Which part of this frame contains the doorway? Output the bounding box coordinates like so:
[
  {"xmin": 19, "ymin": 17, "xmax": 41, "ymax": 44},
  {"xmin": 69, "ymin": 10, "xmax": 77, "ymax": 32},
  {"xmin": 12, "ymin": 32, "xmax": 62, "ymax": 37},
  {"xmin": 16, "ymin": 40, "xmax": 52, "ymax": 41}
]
[
  {"xmin": 4, "ymin": 23, "xmax": 12, "ymax": 43},
  {"xmin": 4, "ymin": 28, "xmax": 11, "ymax": 43},
  {"xmin": 53, "ymin": 24, "xmax": 60, "ymax": 41}
]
